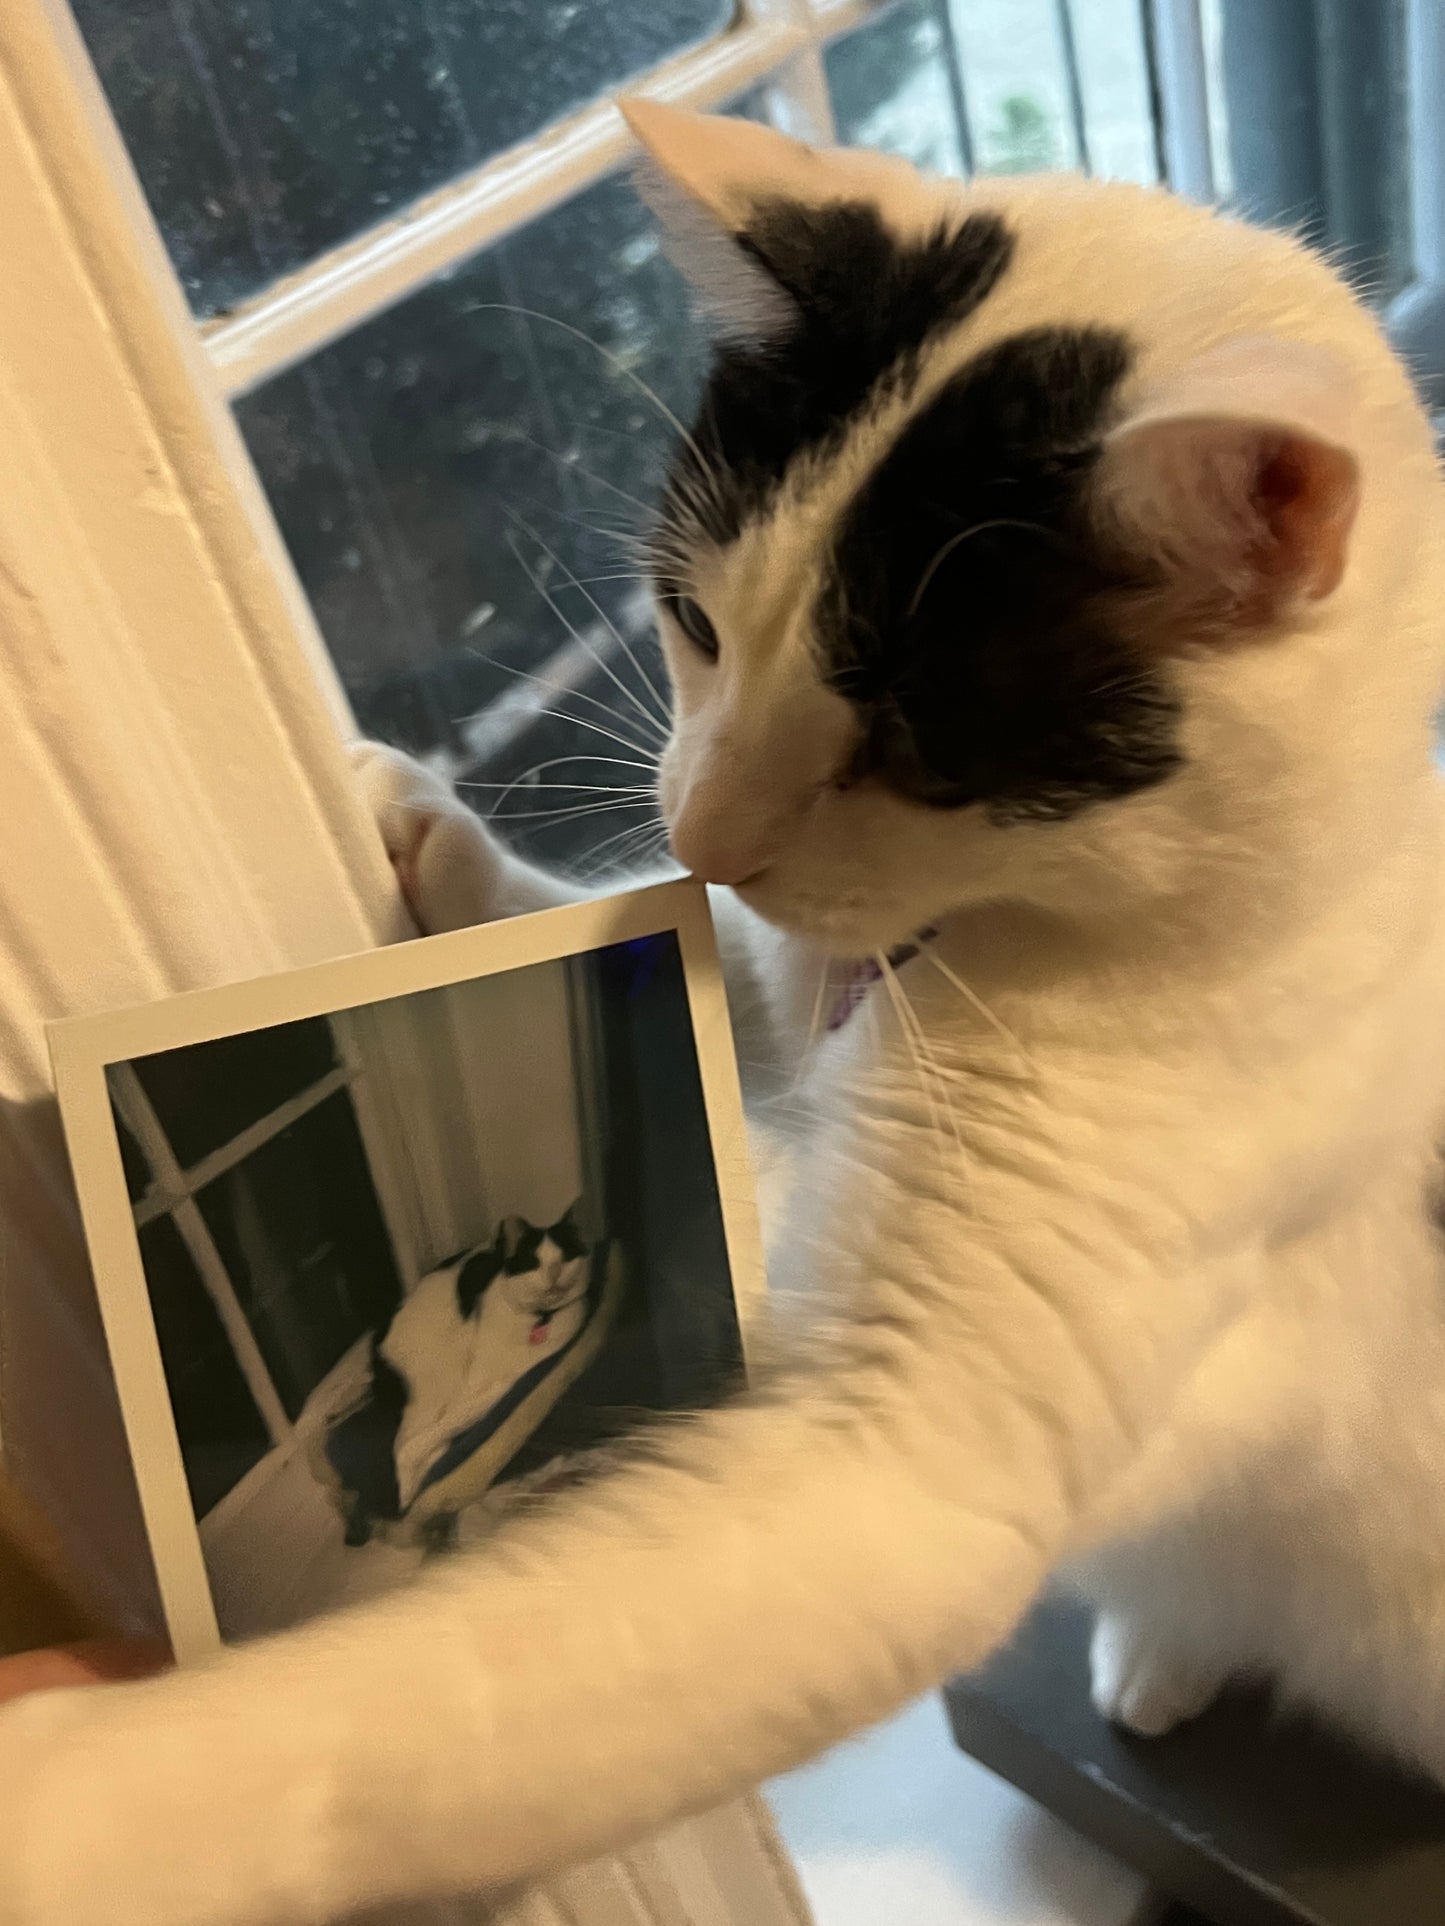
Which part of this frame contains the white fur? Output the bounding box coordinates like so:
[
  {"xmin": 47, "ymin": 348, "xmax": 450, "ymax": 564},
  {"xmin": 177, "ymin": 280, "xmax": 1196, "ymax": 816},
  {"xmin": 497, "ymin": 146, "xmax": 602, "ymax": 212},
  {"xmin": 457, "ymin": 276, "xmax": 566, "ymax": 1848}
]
[
  {"xmin": 381, "ymin": 1237, "xmax": 589, "ymax": 1515},
  {"xmin": 3, "ymin": 127, "xmax": 1445, "ymax": 1925}
]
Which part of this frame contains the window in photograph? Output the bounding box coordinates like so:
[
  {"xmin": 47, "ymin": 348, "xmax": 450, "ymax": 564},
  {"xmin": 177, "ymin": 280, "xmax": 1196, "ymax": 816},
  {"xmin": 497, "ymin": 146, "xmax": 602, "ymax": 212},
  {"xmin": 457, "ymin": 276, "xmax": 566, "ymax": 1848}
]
[
  {"xmin": 138, "ymin": 1213, "xmax": 273, "ymax": 1520},
  {"xmin": 131, "ymin": 1015, "xmax": 340, "ymax": 1167},
  {"xmin": 197, "ymin": 1089, "xmax": 403, "ymax": 1422},
  {"xmin": 60, "ymin": 893, "xmax": 755, "ymax": 1651}
]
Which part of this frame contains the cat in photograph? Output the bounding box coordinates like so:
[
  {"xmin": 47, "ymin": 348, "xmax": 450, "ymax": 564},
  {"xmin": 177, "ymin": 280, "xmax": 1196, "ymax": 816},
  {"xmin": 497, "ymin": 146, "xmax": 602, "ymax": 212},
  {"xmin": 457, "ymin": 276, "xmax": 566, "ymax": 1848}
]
[
  {"xmin": 318, "ymin": 1208, "xmax": 594, "ymax": 1547},
  {"xmin": 6, "ymin": 98, "xmax": 1445, "ymax": 1926}
]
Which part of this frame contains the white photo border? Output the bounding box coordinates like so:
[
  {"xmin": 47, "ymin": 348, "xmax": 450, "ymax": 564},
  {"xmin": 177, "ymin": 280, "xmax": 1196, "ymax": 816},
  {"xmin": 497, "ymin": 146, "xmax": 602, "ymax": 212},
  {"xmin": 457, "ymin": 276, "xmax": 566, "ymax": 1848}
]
[{"xmin": 48, "ymin": 880, "xmax": 765, "ymax": 1664}]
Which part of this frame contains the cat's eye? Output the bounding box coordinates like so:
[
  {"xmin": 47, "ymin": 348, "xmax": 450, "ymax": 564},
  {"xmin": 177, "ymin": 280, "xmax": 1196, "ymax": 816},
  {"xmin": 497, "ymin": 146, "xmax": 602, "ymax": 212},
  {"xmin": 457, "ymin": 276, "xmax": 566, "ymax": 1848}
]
[{"xmin": 669, "ymin": 594, "xmax": 719, "ymax": 661}]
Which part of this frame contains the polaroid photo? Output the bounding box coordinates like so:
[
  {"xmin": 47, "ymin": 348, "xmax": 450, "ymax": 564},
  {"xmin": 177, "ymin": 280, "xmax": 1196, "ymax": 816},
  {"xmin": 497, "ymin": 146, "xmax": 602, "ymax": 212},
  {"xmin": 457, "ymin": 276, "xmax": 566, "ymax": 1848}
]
[{"xmin": 50, "ymin": 880, "xmax": 763, "ymax": 1665}]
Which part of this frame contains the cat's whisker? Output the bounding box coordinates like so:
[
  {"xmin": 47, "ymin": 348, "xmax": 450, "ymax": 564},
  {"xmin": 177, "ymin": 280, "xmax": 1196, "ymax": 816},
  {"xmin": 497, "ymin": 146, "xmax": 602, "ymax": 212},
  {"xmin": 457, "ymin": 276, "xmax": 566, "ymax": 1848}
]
[
  {"xmin": 776, "ymin": 962, "xmax": 834, "ymax": 1112},
  {"xmin": 477, "ymin": 426, "xmax": 655, "ymax": 518},
  {"xmin": 460, "ymin": 304, "xmax": 709, "ymax": 478},
  {"xmin": 486, "ymin": 796, "xmax": 658, "ymax": 828},
  {"xmin": 502, "ymin": 507, "xmax": 672, "ymax": 731},
  {"xmin": 505, "ymin": 531, "xmax": 671, "ymax": 746},
  {"xmin": 906, "ymin": 518, "xmax": 1064, "ymax": 619},
  {"xmin": 574, "ymin": 817, "xmax": 672, "ymax": 879},
  {"xmin": 465, "ymin": 779, "xmax": 657, "ymax": 795},
  {"xmin": 919, "ymin": 943, "xmax": 1034, "ymax": 1071},
  {"xmin": 457, "ymin": 662, "xmax": 667, "ymax": 757},
  {"xmin": 878, "ymin": 955, "xmax": 970, "ymax": 1175},
  {"xmin": 458, "ymin": 753, "xmax": 657, "ymax": 812}
]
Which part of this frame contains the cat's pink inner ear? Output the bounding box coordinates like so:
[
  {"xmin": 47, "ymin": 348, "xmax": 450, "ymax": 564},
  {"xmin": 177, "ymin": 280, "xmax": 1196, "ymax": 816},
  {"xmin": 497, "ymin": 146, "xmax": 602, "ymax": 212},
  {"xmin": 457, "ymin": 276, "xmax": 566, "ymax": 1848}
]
[
  {"xmin": 1102, "ymin": 410, "xmax": 1360, "ymax": 637},
  {"xmin": 1250, "ymin": 430, "xmax": 1358, "ymax": 601},
  {"xmin": 1099, "ymin": 335, "xmax": 1362, "ymax": 641}
]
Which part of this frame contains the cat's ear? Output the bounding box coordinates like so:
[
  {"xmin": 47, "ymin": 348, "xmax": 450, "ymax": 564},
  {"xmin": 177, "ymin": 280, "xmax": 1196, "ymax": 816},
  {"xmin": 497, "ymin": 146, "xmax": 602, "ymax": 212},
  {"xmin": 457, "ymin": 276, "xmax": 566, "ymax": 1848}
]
[
  {"xmin": 1097, "ymin": 335, "xmax": 1361, "ymax": 640},
  {"xmin": 498, "ymin": 1215, "xmax": 530, "ymax": 1256},
  {"xmin": 620, "ymin": 99, "xmax": 824, "ymax": 339}
]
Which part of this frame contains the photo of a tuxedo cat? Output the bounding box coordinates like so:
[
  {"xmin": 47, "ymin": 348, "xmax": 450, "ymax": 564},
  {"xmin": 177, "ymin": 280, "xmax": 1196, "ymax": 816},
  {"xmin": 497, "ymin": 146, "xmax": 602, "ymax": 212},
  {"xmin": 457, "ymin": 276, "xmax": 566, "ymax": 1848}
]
[
  {"xmin": 319, "ymin": 1206, "xmax": 626, "ymax": 1549},
  {"xmin": 103, "ymin": 927, "xmax": 745, "ymax": 1643}
]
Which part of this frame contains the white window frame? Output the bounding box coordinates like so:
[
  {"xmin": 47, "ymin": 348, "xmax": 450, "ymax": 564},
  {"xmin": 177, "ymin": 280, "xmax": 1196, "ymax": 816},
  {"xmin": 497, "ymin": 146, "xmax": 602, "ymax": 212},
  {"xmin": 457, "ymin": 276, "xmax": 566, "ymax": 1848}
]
[
  {"xmin": 110, "ymin": 1027, "xmax": 412, "ymax": 1465},
  {"xmin": 192, "ymin": 0, "xmax": 1219, "ymax": 403}
]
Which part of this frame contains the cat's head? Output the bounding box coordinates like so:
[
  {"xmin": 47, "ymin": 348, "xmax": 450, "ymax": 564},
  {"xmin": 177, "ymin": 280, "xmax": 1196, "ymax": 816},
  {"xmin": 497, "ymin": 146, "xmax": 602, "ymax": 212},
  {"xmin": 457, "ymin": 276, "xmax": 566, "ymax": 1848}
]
[
  {"xmin": 497, "ymin": 1206, "xmax": 589, "ymax": 1312},
  {"xmin": 626, "ymin": 103, "xmax": 1443, "ymax": 956}
]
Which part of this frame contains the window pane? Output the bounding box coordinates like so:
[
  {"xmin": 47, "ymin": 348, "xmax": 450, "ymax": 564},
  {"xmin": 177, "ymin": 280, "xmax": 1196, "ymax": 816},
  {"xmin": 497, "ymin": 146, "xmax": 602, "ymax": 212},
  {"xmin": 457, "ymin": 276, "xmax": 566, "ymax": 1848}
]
[
  {"xmin": 197, "ymin": 1090, "xmax": 403, "ymax": 1419},
  {"xmin": 72, "ymin": 0, "xmax": 733, "ymax": 317},
  {"xmin": 1211, "ymin": 0, "xmax": 1410, "ymax": 300},
  {"xmin": 827, "ymin": 0, "xmax": 967, "ymax": 177},
  {"xmin": 138, "ymin": 1212, "xmax": 271, "ymax": 1518},
  {"xmin": 953, "ymin": 0, "xmax": 1080, "ymax": 174},
  {"xmin": 1065, "ymin": 0, "xmax": 1159, "ymax": 184},
  {"xmin": 237, "ymin": 170, "xmax": 698, "ymax": 874},
  {"xmin": 131, "ymin": 1018, "xmax": 339, "ymax": 1168}
]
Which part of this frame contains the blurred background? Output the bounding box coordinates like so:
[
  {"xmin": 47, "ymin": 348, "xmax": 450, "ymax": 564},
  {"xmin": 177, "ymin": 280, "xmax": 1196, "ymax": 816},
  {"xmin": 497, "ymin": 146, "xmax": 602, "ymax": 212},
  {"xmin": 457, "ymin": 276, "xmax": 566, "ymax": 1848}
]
[{"xmin": 71, "ymin": 1, "xmax": 1437, "ymax": 876}]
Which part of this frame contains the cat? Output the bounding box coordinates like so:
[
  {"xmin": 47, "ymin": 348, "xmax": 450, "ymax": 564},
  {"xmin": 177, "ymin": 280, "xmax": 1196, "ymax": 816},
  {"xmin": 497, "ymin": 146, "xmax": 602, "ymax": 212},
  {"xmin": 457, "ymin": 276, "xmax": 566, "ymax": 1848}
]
[
  {"xmin": 318, "ymin": 1210, "xmax": 592, "ymax": 1545},
  {"xmin": 5, "ymin": 97, "xmax": 1445, "ymax": 1926}
]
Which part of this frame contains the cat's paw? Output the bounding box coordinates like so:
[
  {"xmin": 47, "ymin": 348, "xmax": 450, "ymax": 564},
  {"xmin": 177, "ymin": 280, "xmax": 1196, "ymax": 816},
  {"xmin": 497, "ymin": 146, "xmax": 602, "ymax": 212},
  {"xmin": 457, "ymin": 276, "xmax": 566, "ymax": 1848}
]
[
  {"xmin": 350, "ymin": 740, "xmax": 515, "ymax": 934},
  {"xmin": 1089, "ymin": 1610, "xmax": 1226, "ymax": 1738}
]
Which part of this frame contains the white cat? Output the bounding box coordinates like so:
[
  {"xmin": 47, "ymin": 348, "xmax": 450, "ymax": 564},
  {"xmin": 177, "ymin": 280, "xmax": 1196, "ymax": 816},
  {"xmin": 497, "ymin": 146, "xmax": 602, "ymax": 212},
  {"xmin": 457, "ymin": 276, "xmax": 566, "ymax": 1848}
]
[{"xmin": 5, "ymin": 100, "xmax": 1445, "ymax": 1926}]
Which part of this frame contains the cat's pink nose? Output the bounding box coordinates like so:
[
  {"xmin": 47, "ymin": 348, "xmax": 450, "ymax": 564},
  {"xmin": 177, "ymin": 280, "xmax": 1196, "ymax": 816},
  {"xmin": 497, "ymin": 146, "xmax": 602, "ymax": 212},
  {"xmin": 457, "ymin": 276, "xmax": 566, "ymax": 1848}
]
[{"xmin": 669, "ymin": 820, "xmax": 771, "ymax": 887}]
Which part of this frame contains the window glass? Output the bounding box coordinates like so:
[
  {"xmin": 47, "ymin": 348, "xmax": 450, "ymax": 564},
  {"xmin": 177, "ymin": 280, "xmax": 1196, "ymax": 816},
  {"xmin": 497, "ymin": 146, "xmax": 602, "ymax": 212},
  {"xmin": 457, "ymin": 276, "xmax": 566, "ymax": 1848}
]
[
  {"xmin": 1064, "ymin": 0, "xmax": 1159, "ymax": 184},
  {"xmin": 130, "ymin": 1018, "xmax": 339, "ymax": 1168},
  {"xmin": 826, "ymin": 0, "xmax": 968, "ymax": 177},
  {"xmin": 197, "ymin": 1090, "xmax": 403, "ymax": 1419},
  {"xmin": 952, "ymin": 0, "xmax": 1081, "ymax": 174},
  {"xmin": 139, "ymin": 1212, "xmax": 272, "ymax": 1518},
  {"xmin": 237, "ymin": 169, "xmax": 694, "ymax": 873},
  {"xmin": 71, "ymin": 0, "xmax": 733, "ymax": 316}
]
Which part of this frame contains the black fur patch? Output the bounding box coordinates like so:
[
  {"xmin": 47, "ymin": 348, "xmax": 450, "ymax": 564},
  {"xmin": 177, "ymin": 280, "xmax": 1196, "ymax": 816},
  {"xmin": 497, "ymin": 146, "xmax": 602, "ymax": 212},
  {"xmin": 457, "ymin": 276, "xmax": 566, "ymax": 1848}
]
[
  {"xmin": 820, "ymin": 326, "xmax": 1183, "ymax": 821},
  {"xmin": 324, "ymin": 1343, "xmax": 407, "ymax": 1534},
  {"xmin": 658, "ymin": 201, "xmax": 1013, "ymax": 554}
]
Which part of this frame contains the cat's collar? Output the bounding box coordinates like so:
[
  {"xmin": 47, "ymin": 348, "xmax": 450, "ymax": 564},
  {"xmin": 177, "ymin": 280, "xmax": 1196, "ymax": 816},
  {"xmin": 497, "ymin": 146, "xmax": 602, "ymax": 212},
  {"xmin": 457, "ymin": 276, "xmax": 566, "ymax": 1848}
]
[{"xmin": 826, "ymin": 927, "xmax": 937, "ymax": 1032}]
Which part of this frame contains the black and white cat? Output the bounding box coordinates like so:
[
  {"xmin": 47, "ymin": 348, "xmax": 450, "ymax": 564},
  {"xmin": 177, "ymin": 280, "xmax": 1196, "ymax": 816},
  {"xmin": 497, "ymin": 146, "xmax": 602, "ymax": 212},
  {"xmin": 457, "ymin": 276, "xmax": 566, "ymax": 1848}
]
[
  {"xmin": 5, "ymin": 102, "xmax": 1445, "ymax": 1925},
  {"xmin": 319, "ymin": 1210, "xmax": 592, "ymax": 1546}
]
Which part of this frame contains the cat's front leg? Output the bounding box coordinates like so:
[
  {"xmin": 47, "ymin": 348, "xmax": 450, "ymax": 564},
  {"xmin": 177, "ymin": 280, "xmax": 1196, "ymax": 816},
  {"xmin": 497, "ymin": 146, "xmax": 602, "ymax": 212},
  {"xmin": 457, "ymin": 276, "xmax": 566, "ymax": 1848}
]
[
  {"xmin": 352, "ymin": 741, "xmax": 591, "ymax": 932},
  {"xmin": 352, "ymin": 743, "xmax": 806, "ymax": 1103}
]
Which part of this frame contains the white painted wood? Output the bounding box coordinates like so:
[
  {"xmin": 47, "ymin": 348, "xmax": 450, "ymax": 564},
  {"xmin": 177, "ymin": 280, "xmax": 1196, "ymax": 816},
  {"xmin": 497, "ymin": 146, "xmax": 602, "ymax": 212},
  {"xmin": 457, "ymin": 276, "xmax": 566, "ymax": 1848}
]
[
  {"xmin": 743, "ymin": 0, "xmax": 842, "ymax": 145},
  {"xmin": 0, "ymin": 10, "xmax": 819, "ymax": 1920},
  {"xmin": 331, "ymin": 1009, "xmax": 426, "ymax": 1294}
]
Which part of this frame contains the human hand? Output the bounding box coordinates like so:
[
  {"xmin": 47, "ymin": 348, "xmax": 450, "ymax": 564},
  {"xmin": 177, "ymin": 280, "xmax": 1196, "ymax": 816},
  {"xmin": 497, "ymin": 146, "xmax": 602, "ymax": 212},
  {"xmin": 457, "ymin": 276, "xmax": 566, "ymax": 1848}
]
[{"xmin": 0, "ymin": 1637, "xmax": 169, "ymax": 1706}]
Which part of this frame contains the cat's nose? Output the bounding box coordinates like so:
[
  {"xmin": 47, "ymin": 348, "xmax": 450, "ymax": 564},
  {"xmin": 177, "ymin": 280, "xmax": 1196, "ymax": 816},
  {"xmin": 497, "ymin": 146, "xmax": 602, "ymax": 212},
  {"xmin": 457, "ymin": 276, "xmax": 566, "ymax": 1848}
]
[
  {"xmin": 669, "ymin": 825, "xmax": 769, "ymax": 886},
  {"xmin": 669, "ymin": 784, "xmax": 781, "ymax": 886}
]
